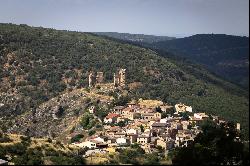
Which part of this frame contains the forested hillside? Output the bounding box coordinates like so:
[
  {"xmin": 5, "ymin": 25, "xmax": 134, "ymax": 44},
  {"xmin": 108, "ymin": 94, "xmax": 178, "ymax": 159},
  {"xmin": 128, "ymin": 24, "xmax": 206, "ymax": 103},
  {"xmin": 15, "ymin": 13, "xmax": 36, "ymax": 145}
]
[
  {"xmin": 0, "ymin": 23, "xmax": 249, "ymax": 137},
  {"xmin": 152, "ymin": 34, "xmax": 249, "ymax": 88},
  {"xmin": 95, "ymin": 33, "xmax": 249, "ymax": 89}
]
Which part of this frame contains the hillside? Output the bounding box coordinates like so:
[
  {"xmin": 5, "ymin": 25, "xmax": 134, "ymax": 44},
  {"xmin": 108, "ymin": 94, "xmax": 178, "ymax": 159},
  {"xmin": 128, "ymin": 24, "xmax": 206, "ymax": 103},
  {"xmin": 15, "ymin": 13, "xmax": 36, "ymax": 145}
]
[
  {"xmin": 153, "ymin": 34, "xmax": 249, "ymax": 88},
  {"xmin": 0, "ymin": 133, "xmax": 86, "ymax": 165},
  {"xmin": 94, "ymin": 33, "xmax": 249, "ymax": 89},
  {"xmin": 0, "ymin": 23, "xmax": 249, "ymax": 137},
  {"xmin": 94, "ymin": 32, "xmax": 175, "ymax": 44}
]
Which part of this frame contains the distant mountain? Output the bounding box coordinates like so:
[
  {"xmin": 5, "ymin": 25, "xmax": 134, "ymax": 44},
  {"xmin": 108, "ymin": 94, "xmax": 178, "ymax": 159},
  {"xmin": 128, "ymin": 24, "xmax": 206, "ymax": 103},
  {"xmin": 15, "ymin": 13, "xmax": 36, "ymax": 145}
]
[
  {"xmin": 0, "ymin": 23, "xmax": 248, "ymax": 138},
  {"xmin": 152, "ymin": 34, "xmax": 249, "ymax": 89},
  {"xmin": 93, "ymin": 32, "xmax": 175, "ymax": 44}
]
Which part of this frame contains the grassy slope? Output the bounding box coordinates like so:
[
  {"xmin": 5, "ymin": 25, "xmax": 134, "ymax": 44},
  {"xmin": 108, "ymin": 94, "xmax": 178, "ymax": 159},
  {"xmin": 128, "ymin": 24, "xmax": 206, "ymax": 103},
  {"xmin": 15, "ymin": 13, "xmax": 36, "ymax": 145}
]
[{"xmin": 0, "ymin": 23, "xmax": 248, "ymax": 138}]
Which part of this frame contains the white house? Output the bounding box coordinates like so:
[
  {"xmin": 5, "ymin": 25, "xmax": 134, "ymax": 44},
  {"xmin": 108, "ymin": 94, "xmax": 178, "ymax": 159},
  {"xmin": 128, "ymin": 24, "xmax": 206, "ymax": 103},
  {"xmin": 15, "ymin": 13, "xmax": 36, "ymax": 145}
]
[
  {"xmin": 160, "ymin": 118, "xmax": 167, "ymax": 123},
  {"xmin": 92, "ymin": 136, "xmax": 105, "ymax": 143},
  {"xmin": 194, "ymin": 113, "xmax": 209, "ymax": 120},
  {"xmin": 126, "ymin": 128, "xmax": 138, "ymax": 135},
  {"xmin": 137, "ymin": 136, "xmax": 150, "ymax": 144},
  {"xmin": 116, "ymin": 137, "xmax": 128, "ymax": 145},
  {"xmin": 72, "ymin": 141, "xmax": 96, "ymax": 149},
  {"xmin": 104, "ymin": 113, "xmax": 119, "ymax": 124}
]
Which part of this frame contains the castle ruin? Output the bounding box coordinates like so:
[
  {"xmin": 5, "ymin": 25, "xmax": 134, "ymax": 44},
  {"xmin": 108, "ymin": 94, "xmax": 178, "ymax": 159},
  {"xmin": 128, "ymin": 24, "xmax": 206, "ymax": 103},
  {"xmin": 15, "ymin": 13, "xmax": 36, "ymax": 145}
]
[
  {"xmin": 88, "ymin": 71, "xmax": 104, "ymax": 87},
  {"xmin": 88, "ymin": 69, "xmax": 126, "ymax": 88},
  {"xmin": 114, "ymin": 68, "xmax": 126, "ymax": 87}
]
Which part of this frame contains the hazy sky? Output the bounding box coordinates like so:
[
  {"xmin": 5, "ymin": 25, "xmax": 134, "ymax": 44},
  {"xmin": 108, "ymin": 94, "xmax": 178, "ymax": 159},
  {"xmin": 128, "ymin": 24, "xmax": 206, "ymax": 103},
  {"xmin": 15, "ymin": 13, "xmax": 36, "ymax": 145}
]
[{"xmin": 0, "ymin": 0, "xmax": 249, "ymax": 37}]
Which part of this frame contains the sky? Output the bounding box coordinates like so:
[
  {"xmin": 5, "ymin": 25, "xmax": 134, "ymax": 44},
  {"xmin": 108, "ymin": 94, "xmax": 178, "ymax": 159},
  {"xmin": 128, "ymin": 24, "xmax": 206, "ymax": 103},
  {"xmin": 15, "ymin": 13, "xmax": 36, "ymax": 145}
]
[{"xmin": 0, "ymin": 0, "xmax": 249, "ymax": 37}]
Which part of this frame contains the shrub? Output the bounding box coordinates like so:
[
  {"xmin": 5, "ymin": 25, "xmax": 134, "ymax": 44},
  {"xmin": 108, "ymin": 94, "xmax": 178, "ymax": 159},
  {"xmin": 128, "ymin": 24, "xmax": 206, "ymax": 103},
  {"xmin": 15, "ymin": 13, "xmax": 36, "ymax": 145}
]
[
  {"xmin": 70, "ymin": 134, "xmax": 84, "ymax": 143},
  {"xmin": 88, "ymin": 130, "xmax": 96, "ymax": 136}
]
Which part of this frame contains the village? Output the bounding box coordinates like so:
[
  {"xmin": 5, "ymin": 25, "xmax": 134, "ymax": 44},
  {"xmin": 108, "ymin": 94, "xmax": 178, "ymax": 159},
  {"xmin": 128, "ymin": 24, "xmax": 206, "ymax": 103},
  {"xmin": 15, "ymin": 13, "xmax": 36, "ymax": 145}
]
[{"xmin": 70, "ymin": 69, "xmax": 241, "ymax": 159}]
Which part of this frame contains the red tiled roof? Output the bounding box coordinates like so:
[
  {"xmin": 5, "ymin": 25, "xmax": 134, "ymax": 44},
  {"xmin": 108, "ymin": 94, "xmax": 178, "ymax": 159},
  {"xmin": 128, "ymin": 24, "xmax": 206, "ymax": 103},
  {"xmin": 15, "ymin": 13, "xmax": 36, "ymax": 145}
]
[{"xmin": 106, "ymin": 113, "xmax": 120, "ymax": 119}]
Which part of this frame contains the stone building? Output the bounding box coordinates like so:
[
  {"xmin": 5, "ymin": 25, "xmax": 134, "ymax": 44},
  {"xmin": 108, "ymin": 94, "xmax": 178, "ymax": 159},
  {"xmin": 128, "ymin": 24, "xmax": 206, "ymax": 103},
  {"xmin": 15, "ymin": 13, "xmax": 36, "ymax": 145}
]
[
  {"xmin": 88, "ymin": 71, "xmax": 95, "ymax": 87},
  {"xmin": 88, "ymin": 71, "xmax": 104, "ymax": 87},
  {"xmin": 114, "ymin": 68, "xmax": 126, "ymax": 87},
  {"xmin": 88, "ymin": 68, "xmax": 126, "ymax": 88},
  {"xmin": 174, "ymin": 103, "xmax": 192, "ymax": 113}
]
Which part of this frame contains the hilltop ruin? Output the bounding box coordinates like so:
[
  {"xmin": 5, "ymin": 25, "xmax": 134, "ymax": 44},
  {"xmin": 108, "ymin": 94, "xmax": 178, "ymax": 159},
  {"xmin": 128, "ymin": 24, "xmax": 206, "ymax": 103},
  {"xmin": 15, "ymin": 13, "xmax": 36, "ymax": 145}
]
[{"xmin": 88, "ymin": 68, "xmax": 126, "ymax": 88}]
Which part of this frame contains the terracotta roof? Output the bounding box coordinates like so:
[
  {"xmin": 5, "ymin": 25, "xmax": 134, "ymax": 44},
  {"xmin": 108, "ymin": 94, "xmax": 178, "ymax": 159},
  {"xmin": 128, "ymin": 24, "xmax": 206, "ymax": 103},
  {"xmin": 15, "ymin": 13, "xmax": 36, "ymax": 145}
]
[
  {"xmin": 106, "ymin": 113, "xmax": 120, "ymax": 119},
  {"xmin": 114, "ymin": 106, "xmax": 125, "ymax": 110}
]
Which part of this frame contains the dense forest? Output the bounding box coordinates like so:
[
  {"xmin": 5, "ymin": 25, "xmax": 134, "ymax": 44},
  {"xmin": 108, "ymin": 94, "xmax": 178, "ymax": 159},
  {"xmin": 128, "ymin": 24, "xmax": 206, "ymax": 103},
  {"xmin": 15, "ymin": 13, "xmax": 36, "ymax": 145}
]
[
  {"xmin": 0, "ymin": 23, "xmax": 249, "ymax": 138},
  {"xmin": 153, "ymin": 34, "xmax": 249, "ymax": 88}
]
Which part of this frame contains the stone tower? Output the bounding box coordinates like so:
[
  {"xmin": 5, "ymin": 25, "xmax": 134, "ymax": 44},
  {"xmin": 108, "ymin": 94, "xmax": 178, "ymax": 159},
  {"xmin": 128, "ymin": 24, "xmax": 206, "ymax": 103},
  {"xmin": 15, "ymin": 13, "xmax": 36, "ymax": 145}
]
[
  {"xmin": 113, "ymin": 68, "xmax": 126, "ymax": 87},
  {"xmin": 88, "ymin": 72, "xmax": 94, "ymax": 87},
  {"xmin": 119, "ymin": 69, "xmax": 126, "ymax": 87}
]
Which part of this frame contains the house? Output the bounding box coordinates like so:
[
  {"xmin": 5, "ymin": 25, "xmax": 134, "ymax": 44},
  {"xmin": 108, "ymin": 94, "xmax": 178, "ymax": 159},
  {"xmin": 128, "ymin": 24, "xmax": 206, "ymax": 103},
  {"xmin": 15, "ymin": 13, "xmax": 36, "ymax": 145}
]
[
  {"xmin": 137, "ymin": 136, "xmax": 151, "ymax": 144},
  {"xmin": 127, "ymin": 134, "xmax": 138, "ymax": 144},
  {"xmin": 104, "ymin": 113, "xmax": 120, "ymax": 123},
  {"xmin": 107, "ymin": 137, "xmax": 117, "ymax": 146},
  {"xmin": 194, "ymin": 113, "xmax": 209, "ymax": 120},
  {"xmin": 175, "ymin": 133, "xmax": 194, "ymax": 147},
  {"xmin": 141, "ymin": 112, "xmax": 161, "ymax": 121},
  {"xmin": 116, "ymin": 137, "xmax": 130, "ymax": 145},
  {"xmin": 127, "ymin": 100, "xmax": 137, "ymax": 108},
  {"xmin": 175, "ymin": 103, "xmax": 192, "ymax": 113},
  {"xmin": 181, "ymin": 121, "xmax": 190, "ymax": 130},
  {"xmin": 170, "ymin": 122, "xmax": 183, "ymax": 130},
  {"xmin": 116, "ymin": 117, "xmax": 126, "ymax": 123},
  {"xmin": 126, "ymin": 128, "xmax": 138, "ymax": 135},
  {"xmin": 105, "ymin": 126, "xmax": 120, "ymax": 136},
  {"xmin": 89, "ymin": 106, "xmax": 95, "ymax": 114},
  {"xmin": 114, "ymin": 132, "xmax": 126, "ymax": 138},
  {"xmin": 151, "ymin": 122, "xmax": 169, "ymax": 130},
  {"xmin": 156, "ymin": 137, "xmax": 175, "ymax": 150},
  {"xmin": 113, "ymin": 106, "xmax": 125, "ymax": 114},
  {"xmin": 73, "ymin": 141, "xmax": 96, "ymax": 149},
  {"xmin": 189, "ymin": 116, "xmax": 204, "ymax": 126},
  {"xmin": 0, "ymin": 159, "xmax": 8, "ymax": 165},
  {"xmin": 137, "ymin": 108, "xmax": 154, "ymax": 114},
  {"xmin": 92, "ymin": 136, "xmax": 105, "ymax": 143},
  {"xmin": 92, "ymin": 140, "xmax": 108, "ymax": 149},
  {"xmin": 160, "ymin": 118, "xmax": 168, "ymax": 123}
]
